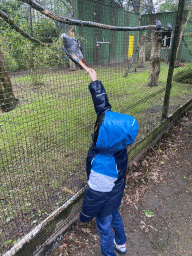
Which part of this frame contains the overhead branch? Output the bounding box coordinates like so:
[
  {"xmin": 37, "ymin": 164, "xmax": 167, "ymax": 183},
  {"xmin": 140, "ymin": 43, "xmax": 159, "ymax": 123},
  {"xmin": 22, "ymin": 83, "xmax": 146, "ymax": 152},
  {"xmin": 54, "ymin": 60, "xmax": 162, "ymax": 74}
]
[
  {"xmin": 18, "ymin": 0, "xmax": 167, "ymax": 31},
  {"xmin": 0, "ymin": 10, "xmax": 51, "ymax": 47}
]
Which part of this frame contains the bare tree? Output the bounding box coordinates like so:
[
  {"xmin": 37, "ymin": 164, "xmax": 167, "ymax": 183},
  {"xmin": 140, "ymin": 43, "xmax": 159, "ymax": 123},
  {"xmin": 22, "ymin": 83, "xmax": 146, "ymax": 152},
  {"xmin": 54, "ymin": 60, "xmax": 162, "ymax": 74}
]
[
  {"xmin": 148, "ymin": 30, "xmax": 162, "ymax": 86},
  {"xmin": 0, "ymin": 48, "xmax": 19, "ymax": 112},
  {"xmin": 138, "ymin": 33, "xmax": 146, "ymax": 67},
  {"xmin": 141, "ymin": 0, "xmax": 155, "ymax": 14}
]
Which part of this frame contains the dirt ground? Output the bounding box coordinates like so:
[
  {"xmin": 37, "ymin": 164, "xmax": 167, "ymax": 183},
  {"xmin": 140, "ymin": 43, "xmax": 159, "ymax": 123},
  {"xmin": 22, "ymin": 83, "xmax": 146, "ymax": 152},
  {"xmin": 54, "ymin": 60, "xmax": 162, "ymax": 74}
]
[{"xmin": 50, "ymin": 108, "xmax": 192, "ymax": 256}]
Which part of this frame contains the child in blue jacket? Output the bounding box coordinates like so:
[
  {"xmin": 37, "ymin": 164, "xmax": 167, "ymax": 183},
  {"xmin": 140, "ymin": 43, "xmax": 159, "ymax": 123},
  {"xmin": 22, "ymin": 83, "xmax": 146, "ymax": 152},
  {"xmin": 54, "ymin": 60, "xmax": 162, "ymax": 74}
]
[{"xmin": 80, "ymin": 69, "xmax": 139, "ymax": 256}]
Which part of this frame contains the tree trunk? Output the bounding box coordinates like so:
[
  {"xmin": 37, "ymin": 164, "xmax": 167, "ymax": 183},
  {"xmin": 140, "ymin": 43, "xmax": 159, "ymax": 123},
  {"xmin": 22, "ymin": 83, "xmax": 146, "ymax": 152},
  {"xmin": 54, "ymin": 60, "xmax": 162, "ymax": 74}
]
[
  {"xmin": 138, "ymin": 34, "xmax": 146, "ymax": 67},
  {"xmin": 148, "ymin": 30, "xmax": 162, "ymax": 87},
  {"xmin": 176, "ymin": 5, "xmax": 192, "ymax": 60},
  {"xmin": 0, "ymin": 48, "xmax": 18, "ymax": 112}
]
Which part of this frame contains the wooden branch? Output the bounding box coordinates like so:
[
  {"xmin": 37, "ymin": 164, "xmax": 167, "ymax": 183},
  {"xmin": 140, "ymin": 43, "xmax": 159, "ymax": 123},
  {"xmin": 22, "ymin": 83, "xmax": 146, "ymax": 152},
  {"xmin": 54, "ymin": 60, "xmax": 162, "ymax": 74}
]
[
  {"xmin": 162, "ymin": 37, "xmax": 173, "ymax": 41},
  {"xmin": 71, "ymin": 53, "xmax": 90, "ymax": 72},
  {"xmin": 0, "ymin": 10, "xmax": 51, "ymax": 47},
  {"xmin": 67, "ymin": 25, "xmax": 75, "ymax": 35},
  {"xmin": 18, "ymin": 0, "xmax": 167, "ymax": 32},
  {"xmin": 182, "ymin": 36, "xmax": 192, "ymax": 56}
]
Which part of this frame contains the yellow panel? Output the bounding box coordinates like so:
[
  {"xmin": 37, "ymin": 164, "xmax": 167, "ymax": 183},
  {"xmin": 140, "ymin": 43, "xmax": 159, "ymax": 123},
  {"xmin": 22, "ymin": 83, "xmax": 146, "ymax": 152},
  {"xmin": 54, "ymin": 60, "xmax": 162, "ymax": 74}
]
[{"xmin": 128, "ymin": 35, "xmax": 134, "ymax": 58}]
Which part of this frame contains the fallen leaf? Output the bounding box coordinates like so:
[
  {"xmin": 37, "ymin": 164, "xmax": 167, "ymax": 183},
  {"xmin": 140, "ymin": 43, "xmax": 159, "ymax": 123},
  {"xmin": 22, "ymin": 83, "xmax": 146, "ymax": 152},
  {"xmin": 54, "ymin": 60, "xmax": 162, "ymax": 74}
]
[
  {"xmin": 3, "ymin": 239, "xmax": 12, "ymax": 246},
  {"xmin": 62, "ymin": 187, "xmax": 74, "ymax": 194},
  {"xmin": 143, "ymin": 209, "xmax": 154, "ymax": 217}
]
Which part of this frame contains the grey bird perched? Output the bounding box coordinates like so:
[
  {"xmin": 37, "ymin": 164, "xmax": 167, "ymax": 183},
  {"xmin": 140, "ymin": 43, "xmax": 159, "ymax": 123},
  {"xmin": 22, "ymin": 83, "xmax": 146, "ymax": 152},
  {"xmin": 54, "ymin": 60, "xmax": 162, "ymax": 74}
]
[
  {"xmin": 167, "ymin": 23, "xmax": 172, "ymax": 32},
  {"xmin": 61, "ymin": 33, "xmax": 88, "ymax": 68},
  {"xmin": 155, "ymin": 19, "xmax": 161, "ymax": 30}
]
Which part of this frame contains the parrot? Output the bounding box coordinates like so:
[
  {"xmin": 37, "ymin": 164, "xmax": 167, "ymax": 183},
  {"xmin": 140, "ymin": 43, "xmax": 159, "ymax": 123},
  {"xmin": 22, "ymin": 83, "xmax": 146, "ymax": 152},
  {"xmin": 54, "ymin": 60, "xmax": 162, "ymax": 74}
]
[
  {"xmin": 61, "ymin": 33, "xmax": 88, "ymax": 68},
  {"xmin": 167, "ymin": 23, "xmax": 172, "ymax": 32},
  {"xmin": 155, "ymin": 20, "xmax": 161, "ymax": 30}
]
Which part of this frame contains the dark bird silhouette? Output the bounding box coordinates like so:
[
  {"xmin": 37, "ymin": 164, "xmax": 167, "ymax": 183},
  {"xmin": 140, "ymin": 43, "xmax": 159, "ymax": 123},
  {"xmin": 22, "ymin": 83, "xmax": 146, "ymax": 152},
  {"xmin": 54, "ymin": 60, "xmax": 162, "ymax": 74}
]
[
  {"xmin": 155, "ymin": 19, "xmax": 161, "ymax": 30},
  {"xmin": 167, "ymin": 23, "xmax": 172, "ymax": 32},
  {"xmin": 61, "ymin": 33, "xmax": 88, "ymax": 68}
]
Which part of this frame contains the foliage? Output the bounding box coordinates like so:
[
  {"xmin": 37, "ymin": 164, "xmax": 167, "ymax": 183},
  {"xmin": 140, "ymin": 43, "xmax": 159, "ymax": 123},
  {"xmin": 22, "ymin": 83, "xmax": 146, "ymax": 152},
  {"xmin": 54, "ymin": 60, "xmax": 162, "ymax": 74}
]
[
  {"xmin": 0, "ymin": 0, "xmax": 68, "ymax": 72},
  {"xmin": 183, "ymin": 9, "xmax": 192, "ymax": 56},
  {"xmin": 0, "ymin": 27, "xmax": 33, "ymax": 71},
  {"xmin": 0, "ymin": 32, "xmax": 24, "ymax": 71},
  {"xmin": 155, "ymin": 0, "xmax": 192, "ymax": 13},
  {"xmin": 25, "ymin": 41, "xmax": 68, "ymax": 86},
  {"xmin": 141, "ymin": 0, "xmax": 155, "ymax": 14},
  {"xmin": 0, "ymin": 27, "xmax": 67, "ymax": 72},
  {"xmin": 0, "ymin": 0, "xmax": 22, "ymax": 18},
  {"xmin": 0, "ymin": 37, "xmax": 18, "ymax": 71},
  {"xmin": 0, "ymin": 0, "xmax": 23, "ymax": 32},
  {"xmin": 33, "ymin": 18, "xmax": 60, "ymax": 43},
  {"xmin": 173, "ymin": 63, "xmax": 192, "ymax": 84},
  {"xmin": 119, "ymin": 0, "xmax": 155, "ymax": 14},
  {"xmin": 0, "ymin": 0, "xmax": 32, "ymax": 69},
  {"xmin": 157, "ymin": 0, "xmax": 178, "ymax": 12}
]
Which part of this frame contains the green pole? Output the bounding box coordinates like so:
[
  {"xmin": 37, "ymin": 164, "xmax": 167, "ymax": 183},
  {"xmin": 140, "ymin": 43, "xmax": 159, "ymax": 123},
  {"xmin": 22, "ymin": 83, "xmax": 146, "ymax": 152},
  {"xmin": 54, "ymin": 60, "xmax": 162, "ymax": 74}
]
[{"xmin": 161, "ymin": 0, "xmax": 185, "ymax": 120}]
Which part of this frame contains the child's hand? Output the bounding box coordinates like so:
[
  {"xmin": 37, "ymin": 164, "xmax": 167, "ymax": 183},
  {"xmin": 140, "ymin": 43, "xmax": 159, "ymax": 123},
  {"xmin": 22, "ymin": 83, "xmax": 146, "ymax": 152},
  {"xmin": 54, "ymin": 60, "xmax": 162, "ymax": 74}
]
[{"xmin": 87, "ymin": 68, "xmax": 97, "ymax": 82}]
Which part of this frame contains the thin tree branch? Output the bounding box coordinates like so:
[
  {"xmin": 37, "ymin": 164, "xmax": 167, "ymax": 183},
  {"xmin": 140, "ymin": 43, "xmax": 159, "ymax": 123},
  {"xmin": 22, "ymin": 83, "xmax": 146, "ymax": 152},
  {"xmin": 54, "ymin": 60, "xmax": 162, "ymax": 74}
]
[
  {"xmin": 59, "ymin": 0, "xmax": 74, "ymax": 17},
  {"xmin": 182, "ymin": 36, "xmax": 192, "ymax": 55},
  {"xmin": 18, "ymin": 0, "xmax": 167, "ymax": 31},
  {"xmin": 0, "ymin": 10, "xmax": 51, "ymax": 46}
]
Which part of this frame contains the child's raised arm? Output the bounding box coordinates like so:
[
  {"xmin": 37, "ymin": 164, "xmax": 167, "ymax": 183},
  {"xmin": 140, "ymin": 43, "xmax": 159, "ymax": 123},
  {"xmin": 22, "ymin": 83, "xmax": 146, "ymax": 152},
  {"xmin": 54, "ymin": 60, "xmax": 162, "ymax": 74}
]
[
  {"xmin": 87, "ymin": 68, "xmax": 97, "ymax": 82},
  {"xmin": 86, "ymin": 69, "xmax": 111, "ymax": 117}
]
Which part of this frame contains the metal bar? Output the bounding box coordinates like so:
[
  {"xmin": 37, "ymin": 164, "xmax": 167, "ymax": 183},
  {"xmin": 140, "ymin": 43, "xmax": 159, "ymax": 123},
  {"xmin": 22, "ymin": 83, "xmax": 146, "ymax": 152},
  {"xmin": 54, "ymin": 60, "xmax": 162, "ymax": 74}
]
[
  {"xmin": 161, "ymin": 0, "xmax": 186, "ymax": 120},
  {"xmin": 96, "ymin": 42, "xmax": 111, "ymax": 44}
]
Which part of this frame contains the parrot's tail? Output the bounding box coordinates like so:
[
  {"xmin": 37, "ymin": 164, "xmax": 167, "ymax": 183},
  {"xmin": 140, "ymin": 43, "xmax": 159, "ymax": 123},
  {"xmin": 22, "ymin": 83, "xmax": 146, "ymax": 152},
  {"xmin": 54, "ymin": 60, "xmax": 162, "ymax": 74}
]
[{"xmin": 81, "ymin": 58, "xmax": 89, "ymax": 67}]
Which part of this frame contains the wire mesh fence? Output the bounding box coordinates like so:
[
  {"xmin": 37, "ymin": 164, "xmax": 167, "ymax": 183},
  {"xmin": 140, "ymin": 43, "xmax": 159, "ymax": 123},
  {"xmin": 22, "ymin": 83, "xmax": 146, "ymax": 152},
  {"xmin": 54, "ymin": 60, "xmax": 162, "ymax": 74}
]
[{"xmin": 1, "ymin": 0, "xmax": 192, "ymax": 255}]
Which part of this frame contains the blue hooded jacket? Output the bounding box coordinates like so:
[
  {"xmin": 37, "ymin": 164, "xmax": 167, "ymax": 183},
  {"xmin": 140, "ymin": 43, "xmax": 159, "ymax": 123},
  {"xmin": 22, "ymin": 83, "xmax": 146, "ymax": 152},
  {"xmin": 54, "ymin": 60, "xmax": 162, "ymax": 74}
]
[{"xmin": 80, "ymin": 80, "xmax": 138, "ymax": 222}]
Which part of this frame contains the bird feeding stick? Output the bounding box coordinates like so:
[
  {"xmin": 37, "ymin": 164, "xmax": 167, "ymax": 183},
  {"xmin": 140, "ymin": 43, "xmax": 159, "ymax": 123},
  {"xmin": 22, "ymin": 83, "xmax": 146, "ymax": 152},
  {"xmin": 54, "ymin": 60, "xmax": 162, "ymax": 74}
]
[{"xmin": 71, "ymin": 53, "xmax": 90, "ymax": 72}]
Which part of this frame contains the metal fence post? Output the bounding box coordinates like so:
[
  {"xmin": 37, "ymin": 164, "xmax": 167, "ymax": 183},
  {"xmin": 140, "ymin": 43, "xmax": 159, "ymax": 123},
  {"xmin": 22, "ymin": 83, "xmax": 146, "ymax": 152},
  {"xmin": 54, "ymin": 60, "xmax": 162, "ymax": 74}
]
[{"xmin": 162, "ymin": 0, "xmax": 185, "ymax": 120}]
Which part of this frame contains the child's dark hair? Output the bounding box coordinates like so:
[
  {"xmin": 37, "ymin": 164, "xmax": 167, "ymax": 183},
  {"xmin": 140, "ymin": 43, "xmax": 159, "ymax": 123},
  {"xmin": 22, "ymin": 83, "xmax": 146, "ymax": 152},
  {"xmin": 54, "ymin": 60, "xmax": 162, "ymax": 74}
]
[{"xmin": 93, "ymin": 114, "xmax": 105, "ymax": 147}]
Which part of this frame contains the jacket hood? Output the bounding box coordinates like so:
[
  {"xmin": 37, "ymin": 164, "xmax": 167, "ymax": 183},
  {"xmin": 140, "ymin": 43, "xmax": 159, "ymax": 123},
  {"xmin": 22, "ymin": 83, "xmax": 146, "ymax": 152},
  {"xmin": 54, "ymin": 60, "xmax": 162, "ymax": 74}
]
[{"xmin": 95, "ymin": 111, "xmax": 138, "ymax": 153}]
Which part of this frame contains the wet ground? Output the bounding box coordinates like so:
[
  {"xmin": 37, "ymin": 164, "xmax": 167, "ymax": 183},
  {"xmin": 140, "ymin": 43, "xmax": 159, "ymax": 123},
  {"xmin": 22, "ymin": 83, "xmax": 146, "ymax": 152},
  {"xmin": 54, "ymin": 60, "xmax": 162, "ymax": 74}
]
[{"xmin": 51, "ymin": 108, "xmax": 192, "ymax": 256}]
